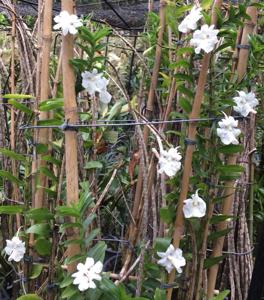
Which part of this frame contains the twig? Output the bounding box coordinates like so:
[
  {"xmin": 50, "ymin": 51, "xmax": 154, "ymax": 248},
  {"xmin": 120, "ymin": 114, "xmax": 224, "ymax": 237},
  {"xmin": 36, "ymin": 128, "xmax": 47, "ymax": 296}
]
[{"xmin": 91, "ymin": 169, "xmax": 118, "ymax": 214}]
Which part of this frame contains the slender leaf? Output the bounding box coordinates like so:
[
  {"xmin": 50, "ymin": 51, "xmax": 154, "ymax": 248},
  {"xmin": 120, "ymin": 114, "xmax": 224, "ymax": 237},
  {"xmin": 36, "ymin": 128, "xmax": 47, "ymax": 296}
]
[
  {"xmin": 0, "ymin": 148, "xmax": 26, "ymax": 162},
  {"xmin": 0, "ymin": 205, "xmax": 24, "ymax": 214}
]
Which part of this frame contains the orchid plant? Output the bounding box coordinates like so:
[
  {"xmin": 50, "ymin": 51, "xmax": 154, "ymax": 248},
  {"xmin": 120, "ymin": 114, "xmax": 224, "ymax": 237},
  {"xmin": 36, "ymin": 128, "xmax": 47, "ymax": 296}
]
[{"xmin": 0, "ymin": 2, "xmax": 262, "ymax": 300}]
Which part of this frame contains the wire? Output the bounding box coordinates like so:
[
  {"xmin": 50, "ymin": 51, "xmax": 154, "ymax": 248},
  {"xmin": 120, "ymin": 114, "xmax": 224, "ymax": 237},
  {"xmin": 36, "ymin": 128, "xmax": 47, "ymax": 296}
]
[{"xmin": 19, "ymin": 115, "xmax": 247, "ymax": 130}]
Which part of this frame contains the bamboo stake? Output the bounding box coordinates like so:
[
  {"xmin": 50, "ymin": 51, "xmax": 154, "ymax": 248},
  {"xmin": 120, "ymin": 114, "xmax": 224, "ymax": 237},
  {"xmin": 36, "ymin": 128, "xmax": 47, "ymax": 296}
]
[
  {"xmin": 34, "ymin": 0, "xmax": 53, "ymax": 209},
  {"xmin": 166, "ymin": 1, "xmax": 223, "ymax": 299},
  {"xmin": 61, "ymin": 0, "xmax": 80, "ymax": 272},
  {"xmin": 206, "ymin": 7, "xmax": 258, "ymax": 299}
]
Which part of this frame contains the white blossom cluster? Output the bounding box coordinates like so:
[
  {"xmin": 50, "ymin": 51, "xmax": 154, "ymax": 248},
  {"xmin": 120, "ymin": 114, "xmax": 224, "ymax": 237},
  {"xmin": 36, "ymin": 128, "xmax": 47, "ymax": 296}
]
[
  {"xmin": 157, "ymin": 244, "xmax": 186, "ymax": 274},
  {"xmin": 72, "ymin": 257, "xmax": 103, "ymax": 291},
  {"xmin": 216, "ymin": 91, "xmax": 258, "ymax": 145},
  {"xmin": 183, "ymin": 190, "xmax": 206, "ymax": 218},
  {"xmin": 4, "ymin": 236, "xmax": 26, "ymax": 262},
  {"xmin": 233, "ymin": 91, "xmax": 258, "ymax": 117},
  {"xmin": 178, "ymin": 5, "xmax": 219, "ymax": 54},
  {"xmin": 53, "ymin": 11, "xmax": 82, "ymax": 36},
  {"xmin": 217, "ymin": 113, "xmax": 241, "ymax": 145},
  {"xmin": 81, "ymin": 69, "xmax": 112, "ymax": 104},
  {"xmin": 158, "ymin": 147, "xmax": 182, "ymax": 177}
]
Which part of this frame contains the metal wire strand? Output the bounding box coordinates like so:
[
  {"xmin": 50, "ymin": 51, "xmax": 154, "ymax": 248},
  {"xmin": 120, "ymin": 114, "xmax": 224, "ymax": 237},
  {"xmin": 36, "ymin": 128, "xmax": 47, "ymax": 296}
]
[{"xmin": 19, "ymin": 115, "xmax": 247, "ymax": 130}]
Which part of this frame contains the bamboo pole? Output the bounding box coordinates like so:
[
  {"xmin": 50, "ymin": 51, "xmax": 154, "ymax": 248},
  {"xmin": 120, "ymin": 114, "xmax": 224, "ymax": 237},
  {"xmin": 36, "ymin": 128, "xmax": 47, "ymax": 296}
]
[
  {"xmin": 61, "ymin": 0, "xmax": 80, "ymax": 272},
  {"xmin": 166, "ymin": 1, "xmax": 223, "ymax": 299},
  {"xmin": 34, "ymin": 0, "xmax": 53, "ymax": 209},
  {"xmin": 206, "ymin": 7, "xmax": 258, "ymax": 299}
]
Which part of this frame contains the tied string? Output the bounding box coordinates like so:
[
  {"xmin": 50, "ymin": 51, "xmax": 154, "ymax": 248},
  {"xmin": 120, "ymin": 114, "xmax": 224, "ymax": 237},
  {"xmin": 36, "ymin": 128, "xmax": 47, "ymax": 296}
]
[{"xmin": 19, "ymin": 115, "xmax": 247, "ymax": 131}]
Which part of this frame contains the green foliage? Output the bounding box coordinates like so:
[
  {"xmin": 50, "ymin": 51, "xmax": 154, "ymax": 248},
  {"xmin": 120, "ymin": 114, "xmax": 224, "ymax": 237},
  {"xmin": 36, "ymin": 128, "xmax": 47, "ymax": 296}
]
[
  {"xmin": 17, "ymin": 295, "xmax": 43, "ymax": 300},
  {"xmin": 211, "ymin": 290, "xmax": 230, "ymax": 300},
  {"xmin": 71, "ymin": 27, "xmax": 111, "ymax": 73}
]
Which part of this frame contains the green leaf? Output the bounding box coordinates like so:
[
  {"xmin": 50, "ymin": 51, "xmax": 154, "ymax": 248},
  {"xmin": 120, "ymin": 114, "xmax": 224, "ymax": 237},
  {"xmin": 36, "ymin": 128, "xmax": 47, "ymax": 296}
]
[
  {"xmin": 217, "ymin": 165, "xmax": 244, "ymax": 173},
  {"xmin": 107, "ymin": 101, "xmax": 126, "ymax": 120},
  {"xmin": 170, "ymin": 60, "xmax": 190, "ymax": 69},
  {"xmin": 30, "ymin": 264, "xmax": 44, "ymax": 279},
  {"xmin": 179, "ymin": 98, "xmax": 192, "ymax": 113},
  {"xmin": 38, "ymin": 98, "xmax": 63, "ymax": 111},
  {"xmin": 26, "ymin": 208, "xmax": 54, "ymax": 221},
  {"xmin": 93, "ymin": 28, "xmax": 111, "ymax": 41},
  {"xmin": 61, "ymin": 285, "xmax": 79, "ymax": 299},
  {"xmin": 56, "ymin": 206, "xmax": 80, "ymax": 218},
  {"xmin": 0, "ymin": 205, "xmax": 24, "ymax": 214},
  {"xmin": 85, "ymin": 161, "xmax": 103, "ymax": 169},
  {"xmin": 104, "ymin": 131, "xmax": 118, "ymax": 144},
  {"xmin": 174, "ymin": 73, "xmax": 193, "ymax": 84},
  {"xmin": 154, "ymin": 237, "xmax": 171, "ymax": 252},
  {"xmin": 3, "ymin": 93, "xmax": 33, "ymax": 99},
  {"xmin": 204, "ymin": 256, "xmax": 225, "ymax": 269},
  {"xmin": 42, "ymin": 155, "xmax": 61, "ymax": 166},
  {"xmin": 59, "ymin": 275, "xmax": 73, "ymax": 288},
  {"xmin": 210, "ymin": 214, "xmax": 233, "ymax": 224},
  {"xmin": 59, "ymin": 222, "xmax": 82, "ymax": 233},
  {"xmin": 160, "ymin": 207, "xmax": 175, "ymax": 224},
  {"xmin": 38, "ymin": 166, "xmax": 58, "ymax": 182},
  {"xmin": 8, "ymin": 99, "xmax": 33, "ymax": 115},
  {"xmin": 201, "ymin": 0, "xmax": 213, "ymax": 10},
  {"xmin": 64, "ymin": 254, "xmax": 84, "ymax": 265},
  {"xmin": 83, "ymin": 213, "xmax": 96, "ymax": 229},
  {"xmin": 173, "ymin": 4, "xmax": 192, "ymax": 17},
  {"xmin": 176, "ymin": 47, "xmax": 193, "ymax": 56},
  {"xmin": 26, "ymin": 224, "xmax": 51, "ymax": 236},
  {"xmin": 35, "ymin": 238, "xmax": 52, "ymax": 256},
  {"xmin": 217, "ymin": 164, "xmax": 244, "ymax": 181},
  {"xmin": 85, "ymin": 228, "xmax": 100, "ymax": 246},
  {"xmin": 17, "ymin": 295, "xmax": 43, "ymax": 300},
  {"xmin": 0, "ymin": 170, "xmax": 24, "ymax": 185},
  {"xmin": 87, "ymin": 241, "xmax": 106, "ymax": 262},
  {"xmin": 77, "ymin": 189, "xmax": 94, "ymax": 217},
  {"xmin": 211, "ymin": 290, "xmax": 230, "ymax": 300},
  {"xmin": 218, "ymin": 145, "xmax": 243, "ymax": 154},
  {"xmin": 208, "ymin": 228, "xmax": 232, "ymax": 241},
  {"xmin": 36, "ymin": 143, "xmax": 49, "ymax": 154},
  {"xmin": 0, "ymin": 148, "xmax": 26, "ymax": 162},
  {"xmin": 154, "ymin": 288, "xmax": 166, "ymax": 300},
  {"xmin": 79, "ymin": 27, "xmax": 96, "ymax": 46},
  {"xmin": 99, "ymin": 278, "xmax": 120, "ymax": 300}
]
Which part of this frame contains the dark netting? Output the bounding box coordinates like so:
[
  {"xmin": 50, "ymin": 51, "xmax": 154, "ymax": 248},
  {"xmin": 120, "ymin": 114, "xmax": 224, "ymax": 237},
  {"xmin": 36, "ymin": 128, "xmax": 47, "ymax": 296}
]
[{"xmin": 10, "ymin": 0, "xmax": 160, "ymax": 29}]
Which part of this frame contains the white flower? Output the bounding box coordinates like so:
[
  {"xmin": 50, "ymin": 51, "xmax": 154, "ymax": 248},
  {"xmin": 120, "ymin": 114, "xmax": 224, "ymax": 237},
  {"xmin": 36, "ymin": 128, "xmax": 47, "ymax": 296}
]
[
  {"xmin": 72, "ymin": 257, "xmax": 103, "ymax": 292},
  {"xmin": 53, "ymin": 11, "xmax": 82, "ymax": 36},
  {"xmin": 158, "ymin": 147, "xmax": 182, "ymax": 177},
  {"xmin": 233, "ymin": 91, "xmax": 259, "ymax": 117},
  {"xmin": 157, "ymin": 244, "xmax": 186, "ymax": 274},
  {"xmin": 183, "ymin": 190, "xmax": 206, "ymax": 218},
  {"xmin": 178, "ymin": 6, "xmax": 203, "ymax": 33},
  {"xmin": 190, "ymin": 24, "xmax": 219, "ymax": 54},
  {"xmin": 217, "ymin": 113, "xmax": 241, "ymax": 145},
  {"xmin": 81, "ymin": 69, "xmax": 112, "ymax": 104},
  {"xmin": 4, "ymin": 236, "xmax": 26, "ymax": 262}
]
